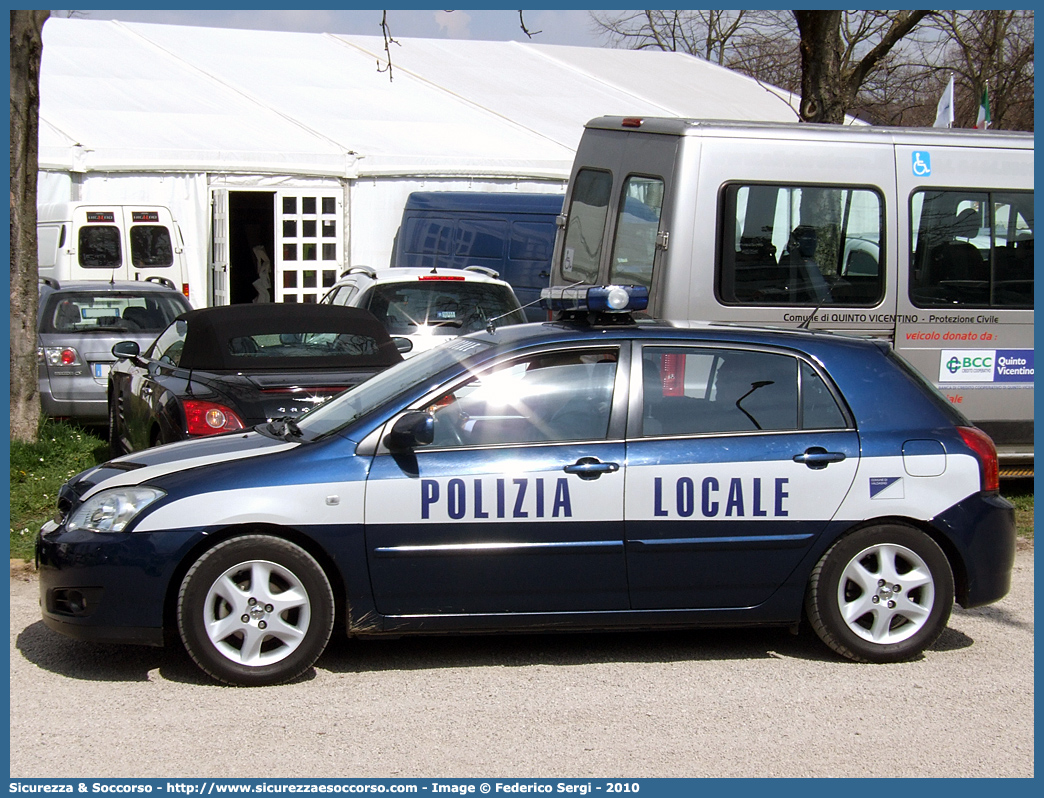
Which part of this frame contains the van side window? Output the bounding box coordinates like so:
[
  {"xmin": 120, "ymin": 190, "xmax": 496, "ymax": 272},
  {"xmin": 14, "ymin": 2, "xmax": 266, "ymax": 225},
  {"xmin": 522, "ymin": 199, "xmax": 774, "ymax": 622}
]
[
  {"xmin": 403, "ymin": 216, "xmax": 454, "ymax": 268},
  {"xmin": 456, "ymin": 218, "xmax": 508, "ymax": 260},
  {"xmin": 561, "ymin": 169, "xmax": 613, "ymax": 284},
  {"xmin": 130, "ymin": 225, "xmax": 174, "ymax": 268},
  {"xmin": 910, "ymin": 189, "xmax": 1033, "ymax": 309},
  {"xmin": 718, "ymin": 184, "xmax": 885, "ymax": 307},
  {"xmin": 78, "ymin": 226, "xmax": 122, "ymax": 269},
  {"xmin": 609, "ymin": 175, "xmax": 665, "ymax": 290},
  {"xmin": 510, "ymin": 221, "xmax": 554, "ymax": 262}
]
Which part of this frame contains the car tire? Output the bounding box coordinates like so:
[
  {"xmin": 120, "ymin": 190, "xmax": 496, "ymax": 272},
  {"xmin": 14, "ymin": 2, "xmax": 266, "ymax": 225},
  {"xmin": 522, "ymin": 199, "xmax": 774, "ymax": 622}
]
[
  {"xmin": 805, "ymin": 524, "xmax": 954, "ymax": 663},
  {"xmin": 177, "ymin": 535, "xmax": 335, "ymax": 686}
]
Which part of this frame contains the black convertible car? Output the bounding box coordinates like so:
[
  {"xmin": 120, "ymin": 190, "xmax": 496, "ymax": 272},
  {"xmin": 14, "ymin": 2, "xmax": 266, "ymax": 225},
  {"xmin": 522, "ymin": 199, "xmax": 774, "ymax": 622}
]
[{"xmin": 107, "ymin": 303, "xmax": 403, "ymax": 454}]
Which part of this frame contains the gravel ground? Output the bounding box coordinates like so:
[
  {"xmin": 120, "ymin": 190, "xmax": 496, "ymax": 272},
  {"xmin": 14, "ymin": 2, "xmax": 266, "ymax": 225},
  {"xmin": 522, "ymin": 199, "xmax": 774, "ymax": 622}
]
[{"xmin": 9, "ymin": 544, "xmax": 1033, "ymax": 779}]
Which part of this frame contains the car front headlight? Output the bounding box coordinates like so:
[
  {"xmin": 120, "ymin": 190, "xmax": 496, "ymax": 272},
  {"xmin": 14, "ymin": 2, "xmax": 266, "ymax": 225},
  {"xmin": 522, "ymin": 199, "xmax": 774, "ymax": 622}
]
[{"xmin": 66, "ymin": 487, "xmax": 166, "ymax": 534}]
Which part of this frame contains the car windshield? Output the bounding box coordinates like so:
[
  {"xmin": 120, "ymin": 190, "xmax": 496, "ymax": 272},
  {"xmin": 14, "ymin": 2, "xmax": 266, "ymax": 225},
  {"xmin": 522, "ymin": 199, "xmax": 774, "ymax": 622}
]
[
  {"xmin": 40, "ymin": 291, "xmax": 189, "ymax": 334},
  {"xmin": 364, "ymin": 281, "xmax": 526, "ymax": 336},
  {"xmin": 294, "ymin": 337, "xmax": 493, "ymax": 439}
]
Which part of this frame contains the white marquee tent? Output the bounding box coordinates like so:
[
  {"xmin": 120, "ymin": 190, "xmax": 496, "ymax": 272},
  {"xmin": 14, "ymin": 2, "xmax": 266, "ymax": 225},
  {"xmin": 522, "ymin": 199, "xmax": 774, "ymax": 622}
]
[{"xmin": 38, "ymin": 17, "xmax": 809, "ymax": 306}]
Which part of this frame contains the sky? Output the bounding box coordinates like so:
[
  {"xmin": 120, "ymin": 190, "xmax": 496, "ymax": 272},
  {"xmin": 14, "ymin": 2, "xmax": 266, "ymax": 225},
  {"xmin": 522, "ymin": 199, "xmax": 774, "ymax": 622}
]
[{"xmin": 70, "ymin": 9, "xmax": 611, "ymax": 47}]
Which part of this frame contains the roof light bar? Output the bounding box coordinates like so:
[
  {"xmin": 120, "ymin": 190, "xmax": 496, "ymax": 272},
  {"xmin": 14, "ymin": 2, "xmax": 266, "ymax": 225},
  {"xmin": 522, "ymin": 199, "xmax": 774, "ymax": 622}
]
[{"xmin": 540, "ymin": 284, "xmax": 649, "ymax": 314}]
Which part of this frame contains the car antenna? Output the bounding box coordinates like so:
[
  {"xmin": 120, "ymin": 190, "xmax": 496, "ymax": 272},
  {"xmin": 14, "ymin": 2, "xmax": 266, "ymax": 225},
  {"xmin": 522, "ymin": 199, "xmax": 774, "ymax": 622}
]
[
  {"xmin": 485, "ymin": 280, "xmax": 588, "ymax": 334},
  {"xmin": 485, "ymin": 308, "xmax": 514, "ymax": 334},
  {"xmin": 798, "ymin": 282, "xmax": 836, "ymax": 330}
]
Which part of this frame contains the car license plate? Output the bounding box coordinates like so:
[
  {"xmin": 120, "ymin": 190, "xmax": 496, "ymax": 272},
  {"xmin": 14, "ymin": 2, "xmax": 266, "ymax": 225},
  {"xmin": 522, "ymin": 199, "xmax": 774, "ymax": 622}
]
[{"xmin": 93, "ymin": 362, "xmax": 110, "ymax": 379}]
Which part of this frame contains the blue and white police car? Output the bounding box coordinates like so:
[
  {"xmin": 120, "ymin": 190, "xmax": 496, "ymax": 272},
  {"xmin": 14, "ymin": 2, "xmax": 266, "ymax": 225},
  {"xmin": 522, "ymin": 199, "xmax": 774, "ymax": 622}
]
[{"xmin": 37, "ymin": 285, "xmax": 1016, "ymax": 686}]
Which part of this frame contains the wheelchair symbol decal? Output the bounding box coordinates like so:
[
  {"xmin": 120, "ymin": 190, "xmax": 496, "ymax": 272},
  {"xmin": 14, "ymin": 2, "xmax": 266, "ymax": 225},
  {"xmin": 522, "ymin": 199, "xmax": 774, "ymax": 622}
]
[{"xmin": 912, "ymin": 151, "xmax": 931, "ymax": 177}]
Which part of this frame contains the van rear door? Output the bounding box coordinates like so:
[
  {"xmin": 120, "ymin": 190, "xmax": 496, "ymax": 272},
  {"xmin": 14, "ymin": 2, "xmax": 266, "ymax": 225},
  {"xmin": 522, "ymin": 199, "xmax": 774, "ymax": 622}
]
[
  {"xmin": 73, "ymin": 207, "xmax": 126, "ymax": 278},
  {"xmin": 124, "ymin": 207, "xmax": 178, "ymax": 283},
  {"xmin": 555, "ymin": 125, "xmax": 679, "ymax": 315}
]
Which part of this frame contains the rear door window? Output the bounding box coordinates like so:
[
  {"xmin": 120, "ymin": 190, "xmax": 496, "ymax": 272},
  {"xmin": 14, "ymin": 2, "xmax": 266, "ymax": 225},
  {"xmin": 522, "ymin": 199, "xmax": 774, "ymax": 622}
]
[
  {"xmin": 608, "ymin": 175, "xmax": 665, "ymax": 290},
  {"xmin": 639, "ymin": 345, "xmax": 848, "ymax": 436},
  {"xmin": 561, "ymin": 169, "xmax": 613, "ymax": 284},
  {"xmin": 78, "ymin": 226, "xmax": 122, "ymax": 269},
  {"xmin": 130, "ymin": 225, "xmax": 174, "ymax": 267}
]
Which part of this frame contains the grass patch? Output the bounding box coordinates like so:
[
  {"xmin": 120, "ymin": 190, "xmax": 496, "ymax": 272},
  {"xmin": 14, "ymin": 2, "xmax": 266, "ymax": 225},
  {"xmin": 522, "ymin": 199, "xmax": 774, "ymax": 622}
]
[
  {"xmin": 10, "ymin": 419, "xmax": 108, "ymax": 561},
  {"xmin": 1002, "ymin": 478, "xmax": 1034, "ymax": 541}
]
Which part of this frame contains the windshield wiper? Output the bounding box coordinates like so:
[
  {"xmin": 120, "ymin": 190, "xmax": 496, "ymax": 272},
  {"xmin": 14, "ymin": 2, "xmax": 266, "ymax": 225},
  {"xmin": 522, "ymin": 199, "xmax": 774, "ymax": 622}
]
[{"xmin": 262, "ymin": 418, "xmax": 305, "ymax": 441}]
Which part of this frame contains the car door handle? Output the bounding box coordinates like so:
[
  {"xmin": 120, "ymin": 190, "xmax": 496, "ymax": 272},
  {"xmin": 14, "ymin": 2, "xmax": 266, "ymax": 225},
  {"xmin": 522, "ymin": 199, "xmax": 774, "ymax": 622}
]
[
  {"xmin": 793, "ymin": 447, "xmax": 846, "ymax": 469},
  {"xmin": 563, "ymin": 457, "xmax": 620, "ymax": 480}
]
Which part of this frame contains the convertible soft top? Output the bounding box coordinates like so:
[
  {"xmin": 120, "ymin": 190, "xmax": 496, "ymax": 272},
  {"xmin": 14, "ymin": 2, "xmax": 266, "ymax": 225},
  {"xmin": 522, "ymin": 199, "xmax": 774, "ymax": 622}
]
[{"xmin": 176, "ymin": 303, "xmax": 403, "ymax": 371}]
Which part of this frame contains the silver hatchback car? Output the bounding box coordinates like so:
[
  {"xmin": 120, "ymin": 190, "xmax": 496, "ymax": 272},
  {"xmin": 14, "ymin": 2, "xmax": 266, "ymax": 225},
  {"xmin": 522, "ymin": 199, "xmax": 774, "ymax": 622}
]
[
  {"xmin": 321, "ymin": 265, "xmax": 527, "ymax": 357},
  {"xmin": 37, "ymin": 277, "xmax": 192, "ymax": 423}
]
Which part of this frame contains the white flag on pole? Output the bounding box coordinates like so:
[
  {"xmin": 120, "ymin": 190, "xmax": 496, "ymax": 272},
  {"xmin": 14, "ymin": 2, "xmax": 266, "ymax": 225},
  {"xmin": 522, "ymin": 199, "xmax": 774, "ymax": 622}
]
[{"xmin": 934, "ymin": 75, "xmax": 955, "ymax": 128}]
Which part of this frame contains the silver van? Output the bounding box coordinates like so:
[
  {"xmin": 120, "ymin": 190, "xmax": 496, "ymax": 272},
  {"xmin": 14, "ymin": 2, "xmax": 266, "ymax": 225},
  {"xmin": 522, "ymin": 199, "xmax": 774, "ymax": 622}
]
[{"xmin": 550, "ymin": 117, "xmax": 1034, "ymax": 474}]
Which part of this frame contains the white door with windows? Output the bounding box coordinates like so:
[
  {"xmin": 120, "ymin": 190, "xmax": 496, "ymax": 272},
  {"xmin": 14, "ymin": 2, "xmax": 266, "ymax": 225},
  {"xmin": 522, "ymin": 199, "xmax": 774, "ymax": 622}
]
[{"xmin": 274, "ymin": 190, "xmax": 343, "ymax": 303}]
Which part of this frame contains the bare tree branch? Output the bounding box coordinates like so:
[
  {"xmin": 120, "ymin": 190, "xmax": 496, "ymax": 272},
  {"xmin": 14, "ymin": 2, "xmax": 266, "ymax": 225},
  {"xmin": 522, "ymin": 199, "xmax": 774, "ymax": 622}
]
[
  {"xmin": 377, "ymin": 10, "xmax": 399, "ymax": 81},
  {"xmin": 518, "ymin": 10, "xmax": 540, "ymax": 38},
  {"xmin": 588, "ymin": 9, "xmax": 1036, "ymax": 129},
  {"xmin": 845, "ymin": 10, "xmax": 932, "ymax": 96}
]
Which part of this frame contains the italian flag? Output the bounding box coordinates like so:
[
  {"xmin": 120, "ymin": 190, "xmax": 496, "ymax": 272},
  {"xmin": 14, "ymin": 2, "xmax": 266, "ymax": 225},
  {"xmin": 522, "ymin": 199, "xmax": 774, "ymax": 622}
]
[{"xmin": 976, "ymin": 85, "xmax": 991, "ymax": 130}]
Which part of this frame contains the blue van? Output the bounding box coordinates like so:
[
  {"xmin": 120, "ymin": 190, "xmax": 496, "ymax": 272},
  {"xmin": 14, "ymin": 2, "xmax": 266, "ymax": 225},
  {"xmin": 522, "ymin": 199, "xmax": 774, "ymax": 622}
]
[{"xmin": 393, "ymin": 192, "xmax": 563, "ymax": 321}]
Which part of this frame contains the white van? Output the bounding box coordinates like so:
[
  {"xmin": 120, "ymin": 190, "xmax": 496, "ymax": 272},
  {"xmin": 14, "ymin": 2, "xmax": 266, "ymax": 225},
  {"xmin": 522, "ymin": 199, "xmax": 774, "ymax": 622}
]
[
  {"xmin": 37, "ymin": 203, "xmax": 191, "ymax": 299},
  {"xmin": 550, "ymin": 117, "xmax": 1034, "ymax": 474}
]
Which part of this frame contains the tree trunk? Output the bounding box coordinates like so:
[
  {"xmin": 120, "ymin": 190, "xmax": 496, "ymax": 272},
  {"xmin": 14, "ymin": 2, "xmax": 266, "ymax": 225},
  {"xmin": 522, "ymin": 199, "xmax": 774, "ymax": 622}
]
[
  {"xmin": 10, "ymin": 10, "xmax": 49, "ymax": 442},
  {"xmin": 794, "ymin": 10, "xmax": 847, "ymax": 124}
]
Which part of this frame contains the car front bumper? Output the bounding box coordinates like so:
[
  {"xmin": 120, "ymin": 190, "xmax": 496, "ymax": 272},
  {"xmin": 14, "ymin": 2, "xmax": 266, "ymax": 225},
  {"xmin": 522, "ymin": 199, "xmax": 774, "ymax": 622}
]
[{"xmin": 35, "ymin": 521, "xmax": 208, "ymax": 646}]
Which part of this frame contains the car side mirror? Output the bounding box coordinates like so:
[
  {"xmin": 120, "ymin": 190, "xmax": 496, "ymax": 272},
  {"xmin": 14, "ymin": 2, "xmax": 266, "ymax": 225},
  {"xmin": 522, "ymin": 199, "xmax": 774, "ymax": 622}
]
[
  {"xmin": 392, "ymin": 336, "xmax": 413, "ymax": 355},
  {"xmin": 111, "ymin": 341, "xmax": 140, "ymax": 360},
  {"xmin": 385, "ymin": 411, "xmax": 434, "ymax": 451}
]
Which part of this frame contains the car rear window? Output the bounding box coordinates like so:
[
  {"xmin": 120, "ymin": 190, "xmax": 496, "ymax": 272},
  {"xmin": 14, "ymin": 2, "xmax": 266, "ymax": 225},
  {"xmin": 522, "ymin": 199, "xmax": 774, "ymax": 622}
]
[
  {"xmin": 226, "ymin": 332, "xmax": 384, "ymax": 360},
  {"xmin": 40, "ymin": 292, "xmax": 190, "ymax": 334},
  {"xmin": 364, "ymin": 281, "xmax": 525, "ymax": 336}
]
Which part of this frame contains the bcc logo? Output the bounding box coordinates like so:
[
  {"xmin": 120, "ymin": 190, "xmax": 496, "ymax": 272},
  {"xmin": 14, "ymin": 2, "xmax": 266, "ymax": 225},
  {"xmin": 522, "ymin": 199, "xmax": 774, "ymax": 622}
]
[{"xmin": 947, "ymin": 355, "xmax": 993, "ymax": 373}]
